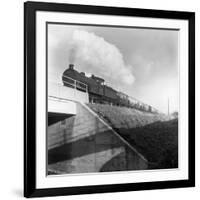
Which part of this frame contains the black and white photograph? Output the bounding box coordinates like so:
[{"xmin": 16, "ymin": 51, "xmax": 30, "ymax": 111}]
[
  {"xmin": 23, "ymin": 1, "xmax": 195, "ymax": 197},
  {"xmin": 47, "ymin": 23, "xmax": 179, "ymax": 175}
]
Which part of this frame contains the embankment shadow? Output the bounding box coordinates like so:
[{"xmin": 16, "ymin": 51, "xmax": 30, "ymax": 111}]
[
  {"xmin": 48, "ymin": 112, "xmax": 74, "ymax": 126},
  {"xmin": 48, "ymin": 129, "xmax": 122, "ymax": 165},
  {"xmin": 114, "ymin": 119, "xmax": 178, "ymax": 169}
]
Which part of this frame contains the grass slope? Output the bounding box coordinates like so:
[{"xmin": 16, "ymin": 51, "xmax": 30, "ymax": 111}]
[
  {"xmin": 88, "ymin": 103, "xmax": 178, "ymax": 169},
  {"xmin": 117, "ymin": 119, "xmax": 178, "ymax": 169}
]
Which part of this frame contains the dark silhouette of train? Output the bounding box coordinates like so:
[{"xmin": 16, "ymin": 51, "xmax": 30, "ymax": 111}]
[{"xmin": 62, "ymin": 64, "xmax": 158, "ymax": 113}]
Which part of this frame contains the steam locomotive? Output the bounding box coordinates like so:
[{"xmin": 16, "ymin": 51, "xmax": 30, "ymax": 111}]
[{"xmin": 62, "ymin": 64, "xmax": 157, "ymax": 113}]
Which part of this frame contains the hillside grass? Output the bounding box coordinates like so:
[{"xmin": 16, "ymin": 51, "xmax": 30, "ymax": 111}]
[
  {"xmin": 117, "ymin": 119, "xmax": 178, "ymax": 169},
  {"xmin": 88, "ymin": 103, "xmax": 168, "ymax": 129},
  {"xmin": 88, "ymin": 103, "xmax": 178, "ymax": 169}
]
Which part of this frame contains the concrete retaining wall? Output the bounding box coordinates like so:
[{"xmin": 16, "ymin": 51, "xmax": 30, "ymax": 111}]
[{"xmin": 48, "ymin": 103, "xmax": 148, "ymax": 174}]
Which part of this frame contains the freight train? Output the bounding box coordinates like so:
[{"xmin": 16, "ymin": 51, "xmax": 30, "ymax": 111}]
[{"xmin": 62, "ymin": 64, "xmax": 158, "ymax": 113}]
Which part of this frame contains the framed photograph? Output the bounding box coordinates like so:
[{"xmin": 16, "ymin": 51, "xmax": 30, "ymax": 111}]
[{"xmin": 24, "ymin": 1, "xmax": 195, "ymax": 198}]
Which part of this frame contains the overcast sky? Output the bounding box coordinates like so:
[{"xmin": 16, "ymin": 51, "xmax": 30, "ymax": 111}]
[{"xmin": 48, "ymin": 24, "xmax": 179, "ymax": 114}]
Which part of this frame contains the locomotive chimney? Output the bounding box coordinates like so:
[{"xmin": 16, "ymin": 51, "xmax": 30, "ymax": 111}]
[{"xmin": 69, "ymin": 64, "xmax": 74, "ymax": 70}]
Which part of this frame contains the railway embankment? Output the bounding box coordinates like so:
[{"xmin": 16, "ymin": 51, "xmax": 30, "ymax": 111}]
[{"xmin": 88, "ymin": 103, "xmax": 178, "ymax": 169}]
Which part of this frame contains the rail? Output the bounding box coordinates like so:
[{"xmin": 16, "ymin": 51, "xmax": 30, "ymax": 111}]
[
  {"xmin": 62, "ymin": 75, "xmax": 88, "ymax": 93},
  {"xmin": 48, "ymin": 95, "xmax": 76, "ymax": 103}
]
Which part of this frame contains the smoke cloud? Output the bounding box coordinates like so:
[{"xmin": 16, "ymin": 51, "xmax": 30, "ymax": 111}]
[
  {"xmin": 68, "ymin": 29, "xmax": 135, "ymax": 85},
  {"xmin": 68, "ymin": 45, "xmax": 77, "ymax": 64}
]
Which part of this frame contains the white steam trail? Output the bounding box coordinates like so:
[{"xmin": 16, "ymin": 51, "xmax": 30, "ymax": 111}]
[{"xmin": 69, "ymin": 29, "xmax": 135, "ymax": 85}]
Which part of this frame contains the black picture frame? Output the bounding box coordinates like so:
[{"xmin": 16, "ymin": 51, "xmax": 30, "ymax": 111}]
[{"xmin": 24, "ymin": 1, "xmax": 195, "ymax": 198}]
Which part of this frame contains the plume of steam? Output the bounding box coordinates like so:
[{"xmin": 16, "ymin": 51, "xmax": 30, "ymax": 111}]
[
  {"xmin": 68, "ymin": 29, "xmax": 135, "ymax": 85},
  {"xmin": 68, "ymin": 44, "xmax": 77, "ymax": 64}
]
